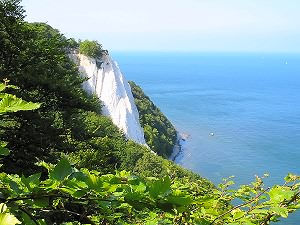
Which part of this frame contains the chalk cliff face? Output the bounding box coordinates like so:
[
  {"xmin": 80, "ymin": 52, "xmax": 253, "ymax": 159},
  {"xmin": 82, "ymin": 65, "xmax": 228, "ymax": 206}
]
[{"xmin": 71, "ymin": 53, "xmax": 147, "ymax": 145}]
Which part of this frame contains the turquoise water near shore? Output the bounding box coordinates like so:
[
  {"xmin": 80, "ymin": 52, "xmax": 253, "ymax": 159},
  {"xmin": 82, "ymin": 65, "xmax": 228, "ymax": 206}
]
[{"xmin": 113, "ymin": 52, "xmax": 300, "ymax": 224}]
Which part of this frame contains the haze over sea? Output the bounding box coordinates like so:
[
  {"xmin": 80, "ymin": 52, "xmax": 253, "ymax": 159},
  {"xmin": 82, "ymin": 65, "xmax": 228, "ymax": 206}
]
[{"xmin": 114, "ymin": 52, "xmax": 300, "ymax": 224}]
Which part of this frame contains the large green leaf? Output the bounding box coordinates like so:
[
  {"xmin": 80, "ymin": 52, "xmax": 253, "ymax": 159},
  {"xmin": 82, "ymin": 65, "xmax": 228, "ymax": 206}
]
[
  {"xmin": 0, "ymin": 83, "xmax": 18, "ymax": 93},
  {"xmin": 0, "ymin": 213, "xmax": 21, "ymax": 225},
  {"xmin": 86, "ymin": 173, "xmax": 103, "ymax": 190},
  {"xmin": 21, "ymin": 173, "xmax": 41, "ymax": 191},
  {"xmin": 0, "ymin": 203, "xmax": 21, "ymax": 225},
  {"xmin": 270, "ymin": 206, "xmax": 289, "ymax": 218},
  {"xmin": 20, "ymin": 212, "xmax": 37, "ymax": 225},
  {"xmin": 0, "ymin": 142, "xmax": 9, "ymax": 157},
  {"xmin": 269, "ymin": 186, "xmax": 294, "ymax": 204},
  {"xmin": 50, "ymin": 158, "xmax": 73, "ymax": 181},
  {"xmin": 0, "ymin": 147, "xmax": 9, "ymax": 157},
  {"xmin": 0, "ymin": 94, "xmax": 40, "ymax": 115},
  {"xmin": 0, "ymin": 84, "xmax": 5, "ymax": 93},
  {"xmin": 166, "ymin": 195, "xmax": 192, "ymax": 206},
  {"xmin": 149, "ymin": 176, "xmax": 171, "ymax": 199}
]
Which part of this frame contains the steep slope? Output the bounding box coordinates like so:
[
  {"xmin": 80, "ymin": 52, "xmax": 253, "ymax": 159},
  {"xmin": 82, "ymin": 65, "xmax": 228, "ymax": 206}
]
[
  {"xmin": 129, "ymin": 81, "xmax": 177, "ymax": 157},
  {"xmin": 71, "ymin": 53, "xmax": 147, "ymax": 145}
]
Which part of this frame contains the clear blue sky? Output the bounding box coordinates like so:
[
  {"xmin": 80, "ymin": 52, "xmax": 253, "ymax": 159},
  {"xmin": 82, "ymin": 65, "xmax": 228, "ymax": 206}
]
[{"xmin": 22, "ymin": 0, "xmax": 300, "ymax": 53}]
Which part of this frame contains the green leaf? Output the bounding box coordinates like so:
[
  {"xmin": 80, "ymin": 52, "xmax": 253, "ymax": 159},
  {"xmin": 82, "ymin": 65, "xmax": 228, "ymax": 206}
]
[
  {"xmin": 33, "ymin": 198, "xmax": 49, "ymax": 208},
  {"xmin": 20, "ymin": 212, "xmax": 36, "ymax": 225},
  {"xmin": 86, "ymin": 173, "xmax": 102, "ymax": 190},
  {"xmin": 0, "ymin": 84, "xmax": 5, "ymax": 92},
  {"xmin": 196, "ymin": 219, "xmax": 211, "ymax": 225},
  {"xmin": 37, "ymin": 219, "xmax": 47, "ymax": 225},
  {"xmin": 284, "ymin": 173, "xmax": 298, "ymax": 182},
  {"xmin": 0, "ymin": 94, "xmax": 40, "ymax": 115},
  {"xmin": 36, "ymin": 161, "xmax": 53, "ymax": 171},
  {"xmin": 149, "ymin": 176, "xmax": 171, "ymax": 198},
  {"xmin": 269, "ymin": 186, "xmax": 294, "ymax": 204},
  {"xmin": 270, "ymin": 206, "xmax": 289, "ymax": 218},
  {"xmin": 0, "ymin": 204, "xmax": 6, "ymax": 213},
  {"xmin": 0, "ymin": 204, "xmax": 21, "ymax": 225},
  {"xmin": 0, "ymin": 83, "xmax": 18, "ymax": 93},
  {"xmin": 125, "ymin": 191, "xmax": 143, "ymax": 202},
  {"xmin": 166, "ymin": 195, "xmax": 192, "ymax": 206},
  {"xmin": 251, "ymin": 208, "xmax": 268, "ymax": 215},
  {"xmin": 50, "ymin": 158, "xmax": 73, "ymax": 181},
  {"xmin": 21, "ymin": 173, "xmax": 41, "ymax": 191},
  {"xmin": 71, "ymin": 190, "xmax": 87, "ymax": 198},
  {"xmin": 0, "ymin": 142, "xmax": 9, "ymax": 157},
  {"xmin": 0, "ymin": 147, "xmax": 9, "ymax": 157},
  {"xmin": 145, "ymin": 219, "xmax": 159, "ymax": 225},
  {"xmin": 232, "ymin": 209, "xmax": 245, "ymax": 220},
  {"xmin": 9, "ymin": 180, "xmax": 21, "ymax": 194},
  {"xmin": 134, "ymin": 182, "xmax": 147, "ymax": 193},
  {"xmin": 0, "ymin": 213, "xmax": 21, "ymax": 225}
]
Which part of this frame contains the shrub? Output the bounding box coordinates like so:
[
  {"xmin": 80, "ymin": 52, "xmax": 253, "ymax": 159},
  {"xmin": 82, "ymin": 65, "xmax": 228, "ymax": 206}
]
[{"xmin": 79, "ymin": 39, "xmax": 103, "ymax": 58}]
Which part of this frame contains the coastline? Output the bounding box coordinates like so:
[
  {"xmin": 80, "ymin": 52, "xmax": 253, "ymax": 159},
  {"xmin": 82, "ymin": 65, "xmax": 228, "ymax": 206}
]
[{"xmin": 169, "ymin": 132, "xmax": 189, "ymax": 161}]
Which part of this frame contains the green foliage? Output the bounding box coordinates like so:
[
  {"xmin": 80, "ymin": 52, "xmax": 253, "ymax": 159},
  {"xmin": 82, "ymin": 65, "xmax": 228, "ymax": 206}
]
[
  {"xmin": 0, "ymin": 0, "xmax": 101, "ymax": 174},
  {"xmin": 0, "ymin": 82, "xmax": 40, "ymax": 115},
  {"xmin": 2, "ymin": 2, "xmax": 300, "ymax": 224},
  {"xmin": 0, "ymin": 203, "xmax": 21, "ymax": 225},
  {"xmin": 0, "ymin": 143, "xmax": 9, "ymax": 157},
  {"xmin": 0, "ymin": 159, "xmax": 300, "ymax": 224},
  {"xmin": 66, "ymin": 38, "xmax": 79, "ymax": 50},
  {"xmin": 0, "ymin": 81, "xmax": 40, "ymax": 161},
  {"xmin": 79, "ymin": 40, "xmax": 103, "ymax": 58},
  {"xmin": 129, "ymin": 81, "xmax": 177, "ymax": 157}
]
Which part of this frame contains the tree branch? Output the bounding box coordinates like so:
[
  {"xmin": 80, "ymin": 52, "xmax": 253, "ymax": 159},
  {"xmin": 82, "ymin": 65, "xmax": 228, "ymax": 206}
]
[
  {"xmin": 19, "ymin": 206, "xmax": 39, "ymax": 225},
  {"xmin": 260, "ymin": 189, "xmax": 300, "ymax": 225},
  {"xmin": 210, "ymin": 187, "xmax": 270, "ymax": 225}
]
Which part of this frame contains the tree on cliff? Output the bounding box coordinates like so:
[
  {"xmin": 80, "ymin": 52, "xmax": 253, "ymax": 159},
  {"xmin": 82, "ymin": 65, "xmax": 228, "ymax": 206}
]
[{"xmin": 79, "ymin": 39, "xmax": 103, "ymax": 58}]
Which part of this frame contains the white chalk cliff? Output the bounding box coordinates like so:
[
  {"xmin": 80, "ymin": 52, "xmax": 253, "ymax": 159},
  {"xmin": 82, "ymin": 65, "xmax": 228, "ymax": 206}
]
[{"xmin": 71, "ymin": 53, "xmax": 147, "ymax": 145}]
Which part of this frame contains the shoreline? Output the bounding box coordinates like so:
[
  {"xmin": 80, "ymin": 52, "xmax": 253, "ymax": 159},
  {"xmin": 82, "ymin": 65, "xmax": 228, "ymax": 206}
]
[{"xmin": 169, "ymin": 132, "xmax": 189, "ymax": 161}]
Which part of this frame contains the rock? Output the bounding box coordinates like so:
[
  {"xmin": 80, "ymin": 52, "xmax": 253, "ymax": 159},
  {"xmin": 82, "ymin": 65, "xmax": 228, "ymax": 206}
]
[{"xmin": 71, "ymin": 53, "xmax": 147, "ymax": 145}]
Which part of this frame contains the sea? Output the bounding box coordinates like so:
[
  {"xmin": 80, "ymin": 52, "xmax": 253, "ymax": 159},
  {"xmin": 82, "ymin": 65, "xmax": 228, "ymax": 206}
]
[{"xmin": 113, "ymin": 52, "xmax": 300, "ymax": 224}]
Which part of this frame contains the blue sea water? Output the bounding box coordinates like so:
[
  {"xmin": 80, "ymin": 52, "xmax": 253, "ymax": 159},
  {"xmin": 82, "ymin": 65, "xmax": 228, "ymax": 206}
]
[{"xmin": 113, "ymin": 52, "xmax": 300, "ymax": 224}]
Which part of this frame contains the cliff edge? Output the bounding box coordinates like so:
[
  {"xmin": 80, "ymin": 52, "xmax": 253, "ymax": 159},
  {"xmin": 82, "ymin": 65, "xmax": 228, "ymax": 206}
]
[{"xmin": 71, "ymin": 52, "xmax": 147, "ymax": 145}]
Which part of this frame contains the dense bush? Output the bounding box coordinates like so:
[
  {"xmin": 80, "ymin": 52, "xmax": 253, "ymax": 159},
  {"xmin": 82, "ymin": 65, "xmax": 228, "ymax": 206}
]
[{"xmin": 79, "ymin": 39, "xmax": 103, "ymax": 58}]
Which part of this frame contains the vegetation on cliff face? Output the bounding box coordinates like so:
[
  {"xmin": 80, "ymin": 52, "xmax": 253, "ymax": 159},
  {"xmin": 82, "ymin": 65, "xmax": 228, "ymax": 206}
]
[
  {"xmin": 129, "ymin": 81, "xmax": 177, "ymax": 158},
  {"xmin": 1, "ymin": 1, "xmax": 300, "ymax": 224}
]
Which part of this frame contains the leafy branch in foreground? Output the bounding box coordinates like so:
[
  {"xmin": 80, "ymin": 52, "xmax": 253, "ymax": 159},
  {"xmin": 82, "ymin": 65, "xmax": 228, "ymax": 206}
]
[
  {"xmin": 0, "ymin": 81, "xmax": 40, "ymax": 224},
  {"xmin": 0, "ymin": 81, "xmax": 40, "ymax": 158},
  {"xmin": 0, "ymin": 157, "xmax": 300, "ymax": 225},
  {"xmin": 0, "ymin": 81, "xmax": 41, "ymax": 115}
]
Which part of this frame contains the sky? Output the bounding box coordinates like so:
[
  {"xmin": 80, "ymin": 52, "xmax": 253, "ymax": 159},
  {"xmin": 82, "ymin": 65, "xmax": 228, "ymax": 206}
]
[{"xmin": 22, "ymin": 0, "xmax": 300, "ymax": 53}]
